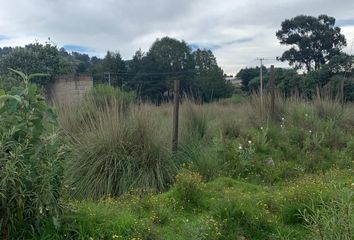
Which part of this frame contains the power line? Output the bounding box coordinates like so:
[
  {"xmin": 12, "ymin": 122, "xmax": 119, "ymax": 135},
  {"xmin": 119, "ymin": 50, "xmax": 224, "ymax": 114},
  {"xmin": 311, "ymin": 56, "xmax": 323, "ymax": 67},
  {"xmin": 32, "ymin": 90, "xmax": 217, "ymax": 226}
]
[{"xmin": 102, "ymin": 69, "xmax": 197, "ymax": 77}]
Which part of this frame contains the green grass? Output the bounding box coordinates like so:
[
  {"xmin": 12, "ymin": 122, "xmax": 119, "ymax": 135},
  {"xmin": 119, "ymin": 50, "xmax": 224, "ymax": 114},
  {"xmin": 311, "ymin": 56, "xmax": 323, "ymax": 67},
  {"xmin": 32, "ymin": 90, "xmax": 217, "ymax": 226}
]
[
  {"xmin": 48, "ymin": 92, "xmax": 354, "ymax": 239},
  {"xmin": 38, "ymin": 169, "xmax": 353, "ymax": 240}
]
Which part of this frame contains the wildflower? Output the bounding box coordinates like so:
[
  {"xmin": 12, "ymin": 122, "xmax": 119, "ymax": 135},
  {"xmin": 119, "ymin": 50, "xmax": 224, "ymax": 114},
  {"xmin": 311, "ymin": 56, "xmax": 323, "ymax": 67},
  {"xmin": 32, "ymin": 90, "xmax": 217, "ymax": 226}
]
[
  {"xmin": 281, "ymin": 117, "xmax": 285, "ymax": 122},
  {"xmin": 260, "ymin": 126, "xmax": 264, "ymax": 130},
  {"xmin": 305, "ymin": 113, "xmax": 308, "ymax": 117},
  {"xmin": 309, "ymin": 130, "xmax": 312, "ymax": 133},
  {"xmin": 280, "ymin": 124, "xmax": 284, "ymax": 128},
  {"xmin": 248, "ymin": 140, "xmax": 252, "ymax": 145},
  {"xmin": 238, "ymin": 144, "xmax": 243, "ymax": 150}
]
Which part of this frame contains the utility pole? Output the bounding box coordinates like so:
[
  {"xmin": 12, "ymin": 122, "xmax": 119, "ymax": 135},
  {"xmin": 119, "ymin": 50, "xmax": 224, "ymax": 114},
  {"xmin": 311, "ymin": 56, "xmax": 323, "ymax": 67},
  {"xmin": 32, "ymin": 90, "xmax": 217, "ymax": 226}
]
[
  {"xmin": 270, "ymin": 65, "xmax": 275, "ymax": 120},
  {"xmin": 172, "ymin": 79, "xmax": 180, "ymax": 152},
  {"xmin": 257, "ymin": 58, "xmax": 265, "ymax": 107},
  {"xmin": 104, "ymin": 72, "xmax": 111, "ymax": 86}
]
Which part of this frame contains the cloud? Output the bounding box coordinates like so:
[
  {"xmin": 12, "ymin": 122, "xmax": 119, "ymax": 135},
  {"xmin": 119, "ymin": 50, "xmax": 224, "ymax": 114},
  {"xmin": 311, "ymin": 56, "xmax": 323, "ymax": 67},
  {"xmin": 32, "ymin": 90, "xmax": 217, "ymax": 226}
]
[
  {"xmin": 0, "ymin": 0, "xmax": 354, "ymax": 74},
  {"xmin": 190, "ymin": 37, "xmax": 254, "ymax": 51}
]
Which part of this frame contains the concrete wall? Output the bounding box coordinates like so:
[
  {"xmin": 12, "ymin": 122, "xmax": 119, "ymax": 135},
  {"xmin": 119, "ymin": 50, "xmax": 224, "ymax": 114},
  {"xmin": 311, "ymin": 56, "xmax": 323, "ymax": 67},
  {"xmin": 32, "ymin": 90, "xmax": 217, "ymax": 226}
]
[{"xmin": 48, "ymin": 74, "xmax": 93, "ymax": 104}]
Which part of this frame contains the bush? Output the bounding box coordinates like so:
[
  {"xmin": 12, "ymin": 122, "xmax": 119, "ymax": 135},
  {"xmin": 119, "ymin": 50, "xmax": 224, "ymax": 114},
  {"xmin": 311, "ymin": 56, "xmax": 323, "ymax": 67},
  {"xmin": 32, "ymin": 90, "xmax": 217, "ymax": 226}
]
[
  {"xmin": 0, "ymin": 70, "xmax": 65, "ymax": 239},
  {"xmin": 0, "ymin": 73, "xmax": 21, "ymax": 91},
  {"xmin": 172, "ymin": 171, "xmax": 205, "ymax": 209},
  {"xmin": 212, "ymin": 199, "xmax": 274, "ymax": 239}
]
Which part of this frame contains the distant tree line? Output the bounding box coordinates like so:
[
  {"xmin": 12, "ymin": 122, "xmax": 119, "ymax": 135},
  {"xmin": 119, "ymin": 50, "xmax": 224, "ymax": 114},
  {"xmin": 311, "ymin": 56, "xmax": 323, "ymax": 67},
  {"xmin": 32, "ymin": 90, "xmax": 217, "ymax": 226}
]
[
  {"xmin": 237, "ymin": 14, "xmax": 354, "ymax": 101},
  {"xmin": 0, "ymin": 37, "xmax": 233, "ymax": 102}
]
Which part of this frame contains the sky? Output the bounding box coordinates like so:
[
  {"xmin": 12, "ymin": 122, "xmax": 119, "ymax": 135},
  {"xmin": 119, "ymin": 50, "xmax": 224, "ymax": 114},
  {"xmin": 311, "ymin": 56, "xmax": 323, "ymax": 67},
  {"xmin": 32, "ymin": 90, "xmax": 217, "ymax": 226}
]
[{"xmin": 0, "ymin": 0, "xmax": 353, "ymax": 75}]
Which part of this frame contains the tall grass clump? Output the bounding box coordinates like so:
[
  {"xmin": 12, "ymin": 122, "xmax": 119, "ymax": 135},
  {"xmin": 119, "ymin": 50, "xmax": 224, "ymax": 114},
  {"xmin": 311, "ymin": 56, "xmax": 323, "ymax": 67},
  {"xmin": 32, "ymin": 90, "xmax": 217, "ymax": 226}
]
[
  {"xmin": 87, "ymin": 84, "xmax": 136, "ymax": 110},
  {"xmin": 62, "ymin": 99, "xmax": 176, "ymax": 199},
  {"xmin": 56, "ymin": 85, "xmax": 135, "ymax": 135},
  {"xmin": 302, "ymin": 187, "xmax": 353, "ymax": 239},
  {"xmin": 176, "ymin": 141, "xmax": 223, "ymax": 180},
  {"xmin": 0, "ymin": 70, "xmax": 65, "ymax": 239},
  {"xmin": 181, "ymin": 100, "xmax": 208, "ymax": 141},
  {"xmin": 245, "ymin": 92, "xmax": 287, "ymax": 127}
]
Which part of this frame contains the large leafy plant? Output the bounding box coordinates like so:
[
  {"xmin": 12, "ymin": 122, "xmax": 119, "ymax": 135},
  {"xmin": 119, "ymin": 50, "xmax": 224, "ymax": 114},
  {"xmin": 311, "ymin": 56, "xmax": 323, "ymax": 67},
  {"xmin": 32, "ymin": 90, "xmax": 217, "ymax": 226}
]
[{"xmin": 0, "ymin": 69, "xmax": 65, "ymax": 239}]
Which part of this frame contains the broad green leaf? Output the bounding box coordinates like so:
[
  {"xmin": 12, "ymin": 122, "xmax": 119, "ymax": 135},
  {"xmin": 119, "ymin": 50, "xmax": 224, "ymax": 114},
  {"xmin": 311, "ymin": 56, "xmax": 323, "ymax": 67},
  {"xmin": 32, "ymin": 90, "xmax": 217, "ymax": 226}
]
[
  {"xmin": 8, "ymin": 68, "xmax": 27, "ymax": 80},
  {"xmin": 0, "ymin": 95, "xmax": 21, "ymax": 104}
]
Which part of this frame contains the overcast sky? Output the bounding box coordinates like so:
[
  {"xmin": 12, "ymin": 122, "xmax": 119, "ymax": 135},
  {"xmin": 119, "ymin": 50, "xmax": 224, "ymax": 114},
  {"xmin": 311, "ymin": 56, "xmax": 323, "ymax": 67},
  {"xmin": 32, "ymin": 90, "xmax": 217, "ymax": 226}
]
[{"xmin": 0, "ymin": 0, "xmax": 354, "ymax": 74}]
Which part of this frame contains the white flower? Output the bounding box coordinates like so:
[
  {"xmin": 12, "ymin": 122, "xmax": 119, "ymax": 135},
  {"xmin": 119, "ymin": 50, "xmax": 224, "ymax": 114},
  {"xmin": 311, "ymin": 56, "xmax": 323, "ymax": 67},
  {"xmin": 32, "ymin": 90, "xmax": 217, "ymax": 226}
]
[
  {"xmin": 248, "ymin": 140, "xmax": 252, "ymax": 145},
  {"xmin": 238, "ymin": 144, "xmax": 243, "ymax": 150},
  {"xmin": 309, "ymin": 130, "xmax": 312, "ymax": 133},
  {"xmin": 260, "ymin": 126, "xmax": 264, "ymax": 130},
  {"xmin": 280, "ymin": 124, "xmax": 284, "ymax": 128},
  {"xmin": 281, "ymin": 117, "xmax": 285, "ymax": 122},
  {"xmin": 305, "ymin": 113, "xmax": 308, "ymax": 117}
]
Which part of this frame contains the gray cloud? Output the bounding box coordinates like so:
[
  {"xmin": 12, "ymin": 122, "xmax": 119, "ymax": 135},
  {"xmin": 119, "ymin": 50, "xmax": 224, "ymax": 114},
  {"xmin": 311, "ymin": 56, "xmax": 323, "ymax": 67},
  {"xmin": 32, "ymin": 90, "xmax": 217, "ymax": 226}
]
[{"xmin": 0, "ymin": 0, "xmax": 354, "ymax": 74}]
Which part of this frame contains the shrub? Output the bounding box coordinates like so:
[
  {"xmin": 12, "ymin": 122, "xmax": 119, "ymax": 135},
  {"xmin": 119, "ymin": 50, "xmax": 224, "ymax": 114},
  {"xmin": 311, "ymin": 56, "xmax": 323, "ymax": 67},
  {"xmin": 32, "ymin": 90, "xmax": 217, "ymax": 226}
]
[
  {"xmin": 0, "ymin": 70, "xmax": 65, "ymax": 239},
  {"xmin": 212, "ymin": 199, "xmax": 274, "ymax": 239},
  {"xmin": 172, "ymin": 171, "xmax": 205, "ymax": 209}
]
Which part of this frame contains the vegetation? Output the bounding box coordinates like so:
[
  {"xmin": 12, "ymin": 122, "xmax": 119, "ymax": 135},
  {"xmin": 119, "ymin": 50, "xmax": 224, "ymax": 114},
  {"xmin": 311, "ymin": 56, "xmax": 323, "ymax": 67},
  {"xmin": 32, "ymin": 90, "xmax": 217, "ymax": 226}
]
[
  {"xmin": 29, "ymin": 170, "xmax": 353, "ymax": 239},
  {"xmin": 60, "ymin": 96, "xmax": 176, "ymax": 199},
  {"xmin": 0, "ymin": 70, "xmax": 65, "ymax": 239},
  {"xmin": 276, "ymin": 14, "xmax": 347, "ymax": 71},
  {"xmin": 0, "ymin": 38, "xmax": 233, "ymax": 103},
  {"xmin": 45, "ymin": 89, "xmax": 354, "ymax": 239},
  {"xmin": 1, "ymin": 12, "xmax": 354, "ymax": 240}
]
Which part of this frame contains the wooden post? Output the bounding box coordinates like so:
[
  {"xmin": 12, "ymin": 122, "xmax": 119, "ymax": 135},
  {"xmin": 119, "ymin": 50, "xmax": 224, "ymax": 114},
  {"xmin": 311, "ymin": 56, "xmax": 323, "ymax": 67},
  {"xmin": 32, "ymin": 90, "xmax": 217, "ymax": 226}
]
[
  {"xmin": 340, "ymin": 78, "xmax": 344, "ymax": 106},
  {"xmin": 260, "ymin": 58, "xmax": 263, "ymax": 108},
  {"xmin": 316, "ymin": 85, "xmax": 321, "ymax": 100},
  {"xmin": 172, "ymin": 79, "xmax": 180, "ymax": 152},
  {"xmin": 270, "ymin": 65, "xmax": 275, "ymax": 120}
]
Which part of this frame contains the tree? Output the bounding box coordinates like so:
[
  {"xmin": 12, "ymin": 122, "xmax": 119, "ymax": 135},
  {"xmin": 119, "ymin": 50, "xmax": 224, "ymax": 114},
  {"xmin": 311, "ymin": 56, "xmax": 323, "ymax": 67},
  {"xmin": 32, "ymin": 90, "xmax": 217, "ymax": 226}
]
[
  {"xmin": 0, "ymin": 43, "xmax": 71, "ymax": 85},
  {"xmin": 71, "ymin": 52, "xmax": 91, "ymax": 74},
  {"xmin": 127, "ymin": 37, "xmax": 195, "ymax": 102},
  {"xmin": 92, "ymin": 51, "xmax": 126, "ymax": 86},
  {"xmin": 193, "ymin": 49, "xmax": 232, "ymax": 101},
  {"xmin": 276, "ymin": 14, "xmax": 347, "ymax": 71},
  {"xmin": 236, "ymin": 67, "xmax": 266, "ymax": 92}
]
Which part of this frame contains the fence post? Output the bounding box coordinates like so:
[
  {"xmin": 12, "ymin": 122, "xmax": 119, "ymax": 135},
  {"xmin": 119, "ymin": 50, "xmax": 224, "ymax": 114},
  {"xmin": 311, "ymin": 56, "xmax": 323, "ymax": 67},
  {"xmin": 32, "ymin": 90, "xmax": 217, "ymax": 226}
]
[{"xmin": 172, "ymin": 79, "xmax": 180, "ymax": 152}]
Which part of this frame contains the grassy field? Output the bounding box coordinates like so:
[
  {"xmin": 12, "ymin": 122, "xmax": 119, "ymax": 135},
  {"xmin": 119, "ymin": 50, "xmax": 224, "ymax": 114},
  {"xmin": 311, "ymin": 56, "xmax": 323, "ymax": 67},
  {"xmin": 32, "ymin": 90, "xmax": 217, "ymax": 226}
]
[
  {"xmin": 39, "ymin": 88, "xmax": 353, "ymax": 240},
  {"xmin": 42, "ymin": 170, "xmax": 352, "ymax": 240}
]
